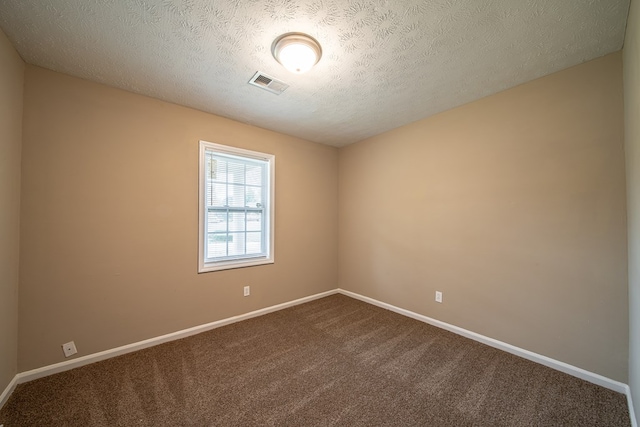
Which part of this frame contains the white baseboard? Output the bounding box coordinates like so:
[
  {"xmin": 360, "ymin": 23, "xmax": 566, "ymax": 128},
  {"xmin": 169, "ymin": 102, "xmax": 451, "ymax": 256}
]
[
  {"xmin": 338, "ymin": 288, "xmax": 629, "ymax": 394},
  {"xmin": 3, "ymin": 286, "xmax": 636, "ymax": 426},
  {"xmin": 0, "ymin": 375, "xmax": 18, "ymax": 411},
  {"xmin": 15, "ymin": 289, "xmax": 338, "ymax": 386}
]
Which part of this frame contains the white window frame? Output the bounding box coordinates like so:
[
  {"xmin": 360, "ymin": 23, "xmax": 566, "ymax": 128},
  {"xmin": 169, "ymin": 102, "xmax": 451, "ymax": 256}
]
[{"xmin": 198, "ymin": 140, "xmax": 275, "ymax": 273}]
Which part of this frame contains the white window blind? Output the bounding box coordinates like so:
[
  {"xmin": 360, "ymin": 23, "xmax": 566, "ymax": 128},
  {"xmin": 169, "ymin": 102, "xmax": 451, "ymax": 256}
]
[{"xmin": 199, "ymin": 141, "xmax": 274, "ymax": 272}]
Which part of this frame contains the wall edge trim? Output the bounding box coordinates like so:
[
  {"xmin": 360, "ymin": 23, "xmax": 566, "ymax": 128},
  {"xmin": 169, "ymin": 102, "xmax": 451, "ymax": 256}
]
[
  {"xmin": 15, "ymin": 289, "xmax": 338, "ymax": 385},
  {"xmin": 337, "ymin": 288, "xmax": 629, "ymax": 394},
  {"xmin": 627, "ymin": 385, "xmax": 639, "ymax": 427}
]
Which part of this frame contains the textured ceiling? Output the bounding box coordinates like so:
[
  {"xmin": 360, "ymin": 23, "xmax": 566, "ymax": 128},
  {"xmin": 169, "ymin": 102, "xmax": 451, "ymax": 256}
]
[{"xmin": 0, "ymin": 0, "xmax": 631, "ymax": 147}]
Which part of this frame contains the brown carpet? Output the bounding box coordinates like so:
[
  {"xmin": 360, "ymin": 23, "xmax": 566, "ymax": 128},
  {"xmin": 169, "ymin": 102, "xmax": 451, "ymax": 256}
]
[{"xmin": 0, "ymin": 294, "xmax": 631, "ymax": 426}]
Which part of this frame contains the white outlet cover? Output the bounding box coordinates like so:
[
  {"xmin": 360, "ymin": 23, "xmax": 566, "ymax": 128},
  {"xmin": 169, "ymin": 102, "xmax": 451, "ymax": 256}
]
[
  {"xmin": 244, "ymin": 286, "xmax": 250, "ymax": 297},
  {"xmin": 62, "ymin": 341, "xmax": 77, "ymax": 357},
  {"xmin": 435, "ymin": 291, "xmax": 443, "ymax": 303}
]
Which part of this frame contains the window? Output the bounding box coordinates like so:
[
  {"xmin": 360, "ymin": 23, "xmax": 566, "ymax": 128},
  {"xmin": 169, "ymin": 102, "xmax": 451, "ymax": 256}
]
[{"xmin": 198, "ymin": 141, "xmax": 274, "ymax": 272}]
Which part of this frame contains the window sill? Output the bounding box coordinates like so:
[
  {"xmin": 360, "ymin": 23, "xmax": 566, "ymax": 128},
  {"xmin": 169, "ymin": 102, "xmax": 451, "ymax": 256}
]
[{"xmin": 198, "ymin": 257, "xmax": 274, "ymax": 273}]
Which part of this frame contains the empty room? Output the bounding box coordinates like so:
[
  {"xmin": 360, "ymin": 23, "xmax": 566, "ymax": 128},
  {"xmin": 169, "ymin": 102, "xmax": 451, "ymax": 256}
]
[{"xmin": 1, "ymin": 0, "xmax": 639, "ymax": 425}]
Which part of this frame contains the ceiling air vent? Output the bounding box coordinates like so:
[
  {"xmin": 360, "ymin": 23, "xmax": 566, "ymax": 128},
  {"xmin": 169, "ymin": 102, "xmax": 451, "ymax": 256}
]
[{"xmin": 248, "ymin": 71, "xmax": 289, "ymax": 95}]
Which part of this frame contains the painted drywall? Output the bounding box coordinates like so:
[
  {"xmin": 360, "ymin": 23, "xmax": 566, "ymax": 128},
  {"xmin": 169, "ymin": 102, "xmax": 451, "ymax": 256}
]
[
  {"xmin": 0, "ymin": 29, "xmax": 23, "ymax": 393},
  {"xmin": 339, "ymin": 52, "xmax": 628, "ymax": 382},
  {"xmin": 18, "ymin": 66, "xmax": 338, "ymax": 371},
  {"xmin": 624, "ymin": 0, "xmax": 640, "ymax": 422}
]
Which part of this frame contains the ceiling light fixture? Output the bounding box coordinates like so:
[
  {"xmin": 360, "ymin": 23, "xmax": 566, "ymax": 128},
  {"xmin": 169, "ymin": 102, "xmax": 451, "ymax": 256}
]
[{"xmin": 271, "ymin": 33, "xmax": 322, "ymax": 74}]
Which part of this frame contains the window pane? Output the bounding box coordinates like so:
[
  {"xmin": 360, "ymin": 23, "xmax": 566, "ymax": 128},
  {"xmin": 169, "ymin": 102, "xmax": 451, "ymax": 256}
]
[
  {"xmin": 246, "ymin": 232, "xmax": 262, "ymax": 254},
  {"xmin": 207, "ymin": 210, "xmax": 227, "ymax": 232},
  {"xmin": 246, "ymin": 164, "xmax": 262, "ymax": 186},
  {"xmin": 228, "ymin": 212, "xmax": 245, "ymax": 232},
  {"xmin": 208, "ymin": 183, "xmax": 226, "ymax": 207},
  {"xmin": 227, "ymin": 232, "xmax": 246, "ymax": 256},
  {"xmin": 247, "ymin": 212, "xmax": 262, "ymax": 231},
  {"xmin": 246, "ymin": 186, "xmax": 262, "ymax": 208},
  {"xmin": 227, "ymin": 161, "xmax": 245, "ymax": 185},
  {"xmin": 207, "ymin": 233, "xmax": 228, "ymax": 258},
  {"xmin": 210, "ymin": 157, "xmax": 227, "ymax": 182},
  {"xmin": 228, "ymin": 184, "xmax": 245, "ymax": 207}
]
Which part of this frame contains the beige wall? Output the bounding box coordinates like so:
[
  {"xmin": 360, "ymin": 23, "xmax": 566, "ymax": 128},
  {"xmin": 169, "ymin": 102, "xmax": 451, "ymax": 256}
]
[
  {"xmin": 19, "ymin": 66, "xmax": 338, "ymax": 371},
  {"xmin": 0, "ymin": 29, "xmax": 23, "ymax": 393},
  {"xmin": 624, "ymin": 0, "xmax": 640, "ymax": 422},
  {"xmin": 339, "ymin": 53, "xmax": 628, "ymax": 381}
]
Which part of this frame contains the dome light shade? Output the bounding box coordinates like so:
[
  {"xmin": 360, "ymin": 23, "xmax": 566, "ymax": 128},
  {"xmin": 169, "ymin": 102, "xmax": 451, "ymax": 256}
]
[{"xmin": 272, "ymin": 33, "xmax": 322, "ymax": 74}]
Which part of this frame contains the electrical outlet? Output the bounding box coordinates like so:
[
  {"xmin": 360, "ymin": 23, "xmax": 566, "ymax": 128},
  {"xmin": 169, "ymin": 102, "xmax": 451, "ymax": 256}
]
[
  {"xmin": 62, "ymin": 341, "xmax": 77, "ymax": 357},
  {"xmin": 244, "ymin": 286, "xmax": 250, "ymax": 297},
  {"xmin": 435, "ymin": 291, "xmax": 443, "ymax": 303}
]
